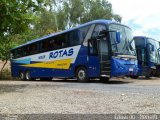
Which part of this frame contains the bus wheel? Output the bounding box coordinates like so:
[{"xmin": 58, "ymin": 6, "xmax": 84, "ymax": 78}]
[
  {"xmin": 40, "ymin": 77, "xmax": 52, "ymax": 81},
  {"xmin": 25, "ymin": 71, "xmax": 33, "ymax": 81},
  {"xmin": 130, "ymin": 76, "xmax": 139, "ymax": 79},
  {"xmin": 145, "ymin": 75, "xmax": 150, "ymax": 79},
  {"xmin": 19, "ymin": 72, "xmax": 25, "ymax": 80},
  {"xmin": 76, "ymin": 67, "xmax": 89, "ymax": 83},
  {"xmin": 100, "ymin": 77, "xmax": 109, "ymax": 83}
]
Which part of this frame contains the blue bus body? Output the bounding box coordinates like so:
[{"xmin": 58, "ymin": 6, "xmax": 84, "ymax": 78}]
[
  {"xmin": 10, "ymin": 20, "xmax": 138, "ymax": 82},
  {"xmin": 134, "ymin": 36, "xmax": 160, "ymax": 77}
]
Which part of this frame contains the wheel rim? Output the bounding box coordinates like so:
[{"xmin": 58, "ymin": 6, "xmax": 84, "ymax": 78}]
[
  {"xmin": 78, "ymin": 70, "xmax": 86, "ymax": 80},
  {"xmin": 20, "ymin": 73, "xmax": 24, "ymax": 79},
  {"xmin": 26, "ymin": 72, "xmax": 30, "ymax": 80}
]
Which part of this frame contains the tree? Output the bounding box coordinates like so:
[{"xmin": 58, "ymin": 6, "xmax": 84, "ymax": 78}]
[
  {"xmin": 59, "ymin": 0, "xmax": 122, "ymax": 28},
  {"xmin": 33, "ymin": 10, "xmax": 58, "ymax": 37},
  {"xmin": 32, "ymin": 0, "xmax": 122, "ymax": 36},
  {"xmin": 0, "ymin": 0, "xmax": 50, "ymax": 73},
  {"xmin": 0, "ymin": 37, "xmax": 15, "ymax": 73}
]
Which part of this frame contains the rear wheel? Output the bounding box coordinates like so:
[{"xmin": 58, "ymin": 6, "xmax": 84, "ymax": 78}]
[
  {"xmin": 40, "ymin": 77, "xmax": 53, "ymax": 81},
  {"xmin": 130, "ymin": 76, "xmax": 139, "ymax": 79},
  {"xmin": 76, "ymin": 67, "xmax": 89, "ymax": 83},
  {"xmin": 145, "ymin": 75, "xmax": 150, "ymax": 79},
  {"xmin": 19, "ymin": 72, "xmax": 25, "ymax": 80}
]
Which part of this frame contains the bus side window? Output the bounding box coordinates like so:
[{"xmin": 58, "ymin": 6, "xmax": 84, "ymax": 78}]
[
  {"xmin": 15, "ymin": 48, "xmax": 22, "ymax": 58},
  {"xmin": 48, "ymin": 38, "xmax": 55, "ymax": 50},
  {"xmin": 88, "ymin": 38, "xmax": 98, "ymax": 55},
  {"xmin": 68, "ymin": 26, "xmax": 90, "ymax": 47},
  {"xmin": 92, "ymin": 25, "xmax": 107, "ymax": 39},
  {"xmin": 78, "ymin": 26, "xmax": 90, "ymax": 44},
  {"xmin": 29, "ymin": 43, "xmax": 38, "ymax": 55},
  {"xmin": 88, "ymin": 24, "xmax": 107, "ymax": 55},
  {"xmin": 41, "ymin": 40, "xmax": 49, "ymax": 52},
  {"xmin": 58, "ymin": 34, "xmax": 67, "ymax": 48},
  {"xmin": 11, "ymin": 51, "xmax": 15, "ymax": 59},
  {"xmin": 24, "ymin": 46, "xmax": 29, "ymax": 56},
  {"xmin": 68, "ymin": 30, "xmax": 80, "ymax": 46}
]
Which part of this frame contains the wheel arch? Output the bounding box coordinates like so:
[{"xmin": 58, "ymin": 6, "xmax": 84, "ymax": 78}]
[{"xmin": 74, "ymin": 65, "xmax": 88, "ymax": 77}]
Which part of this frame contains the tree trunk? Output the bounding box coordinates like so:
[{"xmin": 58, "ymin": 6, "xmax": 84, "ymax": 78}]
[{"xmin": 0, "ymin": 60, "xmax": 8, "ymax": 74}]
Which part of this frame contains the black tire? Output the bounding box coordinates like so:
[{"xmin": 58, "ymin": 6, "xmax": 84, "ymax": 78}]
[
  {"xmin": 25, "ymin": 71, "xmax": 34, "ymax": 81},
  {"xmin": 100, "ymin": 77, "xmax": 109, "ymax": 83},
  {"xmin": 145, "ymin": 75, "xmax": 150, "ymax": 79},
  {"xmin": 40, "ymin": 77, "xmax": 53, "ymax": 81},
  {"xmin": 19, "ymin": 71, "xmax": 25, "ymax": 80},
  {"xmin": 76, "ymin": 67, "xmax": 89, "ymax": 83},
  {"xmin": 130, "ymin": 76, "xmax": 139, "ymax": 79}
]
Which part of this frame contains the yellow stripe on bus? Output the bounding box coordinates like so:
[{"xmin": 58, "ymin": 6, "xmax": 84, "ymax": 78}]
[{"xmin": 21, "ymin": 58, "xmax": 73, "ymax": 69}]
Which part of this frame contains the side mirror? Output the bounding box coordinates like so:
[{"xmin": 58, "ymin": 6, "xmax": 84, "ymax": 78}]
[
  {"xmin": 148, "ymin": 44, "xmax": 154, "ymax": 52},
  {"xmin": 151, "ymin": 45, "xmax": 155, "ymax": 52},
  {"xmin": 97, "ymin": 30, "xmax": 107, "ymax": 39},
  {"xmin": 116, "ymin": 32, "xmax": 121, "ymax": 44}
]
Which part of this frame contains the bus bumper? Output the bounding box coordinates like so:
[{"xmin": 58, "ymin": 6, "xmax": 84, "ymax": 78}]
[{"xmin": 111, "ymin": 57, "xmax": 138, "ymax": 77}]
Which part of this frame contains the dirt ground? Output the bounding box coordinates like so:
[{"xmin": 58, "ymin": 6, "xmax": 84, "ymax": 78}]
[
  {"xmin": 0, "ymin": 61, "xmax": 10, "ymax": 70},
  {"xmin": 0, "ymin": 77, "xmax": 160, "ymax": 115}
]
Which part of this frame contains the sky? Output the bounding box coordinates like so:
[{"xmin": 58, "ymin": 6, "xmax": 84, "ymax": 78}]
[{"xmin": 108, "ymin": 0, "xmax": 160, "ymax": 40}]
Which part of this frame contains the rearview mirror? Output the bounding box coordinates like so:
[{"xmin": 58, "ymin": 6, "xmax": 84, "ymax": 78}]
[
  {"xmin": 151, "ymin": 44, "xmax": 155, "ymax": 52},
  {"xmin": 116, "ymin": 32, "xmax": 121, "ymax": 44},
  {"xmin": 147, "ymin": 44, "xmax": 154, "ymax": 52}
]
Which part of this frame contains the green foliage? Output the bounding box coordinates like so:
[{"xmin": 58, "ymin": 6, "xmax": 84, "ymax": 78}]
[
  {"xmin": 0, "ymin": 0, "xmax": 122, "ymax": 62},
  {"xmin": 0, "ymin": 37, "xmax": 14, "ymax": 61},
  {"xmin": 0, "ymin": 0, "xmax": 122, "ymax": 74},
  {"xmin": 0, "ymin": 0, "xmax": 41, "ymax": 36},
  {"xmin": 32, "ymin": 0, "xmax": 122, "ymax": 37},
  {"xmin": 0, "ymin": 0, "xmax": 51, "ymax": 72},
  {"xmin": 33, "ymin": 10, "xmax": 58, "ymax": 36},
  {"xmin": 58, "ymin": 0, "xmax": 122, "ymax": 29}
]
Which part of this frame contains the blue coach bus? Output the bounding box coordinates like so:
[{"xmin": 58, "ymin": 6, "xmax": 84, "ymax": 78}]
[
  {"xmin": 133, "ymin": 36, "xmax": 160, "ymax": 78},
  {"xmin": 10, "ymin": 20, "xmax": 138, "ymax": 82}
]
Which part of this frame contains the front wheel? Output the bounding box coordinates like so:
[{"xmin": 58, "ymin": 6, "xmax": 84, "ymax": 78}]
[{"xmin": 76, "ymin": 67, "xmax": 89, "ymax": 83}]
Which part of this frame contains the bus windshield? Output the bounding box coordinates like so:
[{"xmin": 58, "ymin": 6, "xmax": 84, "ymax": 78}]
[
  {"xmin": 109, "ymin": 24, "xmax": 136, "ymax": 56},
  {"xmin": 147, "ymin": 38, "xmax": 159, "ymax": 64}
]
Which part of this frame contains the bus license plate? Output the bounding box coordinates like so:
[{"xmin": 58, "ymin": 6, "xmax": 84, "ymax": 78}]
[{"xmin": 129, "ymin": 68, "xmax": 133, "ymax": 71}]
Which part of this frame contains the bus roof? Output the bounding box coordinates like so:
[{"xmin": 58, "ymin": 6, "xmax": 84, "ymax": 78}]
[
  {"xmin": 11, "ymin": 19, "xmax": 128, "ymax": 50},
  {"xmin": 134, "ymin": 36, "xmax": 157, "ymax": 42}
]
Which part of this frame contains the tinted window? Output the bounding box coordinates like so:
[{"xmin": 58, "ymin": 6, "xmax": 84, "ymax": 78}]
[
  {"xmin": 134, "ymin": 37, "xmax": 145, "ymax": 48},
  {"xmin": 88, "ymin": 38, "xmax": 98, "ymax": 55},
  {"xmin": 40, "ymin": 33, "xmax": 68, "ymax": 52},
  {"xmin": 89, "ymin": 24, "xmax": 107, "ymax": 55},
  {"xmin": 12, "ymin": 26, "xmax": 91, "ymax": 58},
  {"xmin": 14, "ymin": 48, "xmax": 23, "ymax": 58},
  {"xmin": 78, "ymin": 26, "xmax": 90, "ymax": 43},
  {"xmin": 68, "ymin": 30, "xmax": 80, "ymax": 46},
  {"xmin": 30, "ymin": 43, "xmax": 38, "ymax": 55},
  {"xmin": 92, "ymin": 25, "xmax": 106, "ymax": 38},
  {"xmin": 68, "ymin": 25, "xmax": 90, "ymax": 46}
]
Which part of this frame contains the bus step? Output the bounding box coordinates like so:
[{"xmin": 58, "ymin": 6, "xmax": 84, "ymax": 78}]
[{"xmin": 101, "ymin": 71, "xmax": 110, "ymax": 74}]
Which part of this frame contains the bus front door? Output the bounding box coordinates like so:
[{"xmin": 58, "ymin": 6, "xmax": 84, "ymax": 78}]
[{"xmin": 98, "ymin": 39, "xmax": 110, "ymax": 77}]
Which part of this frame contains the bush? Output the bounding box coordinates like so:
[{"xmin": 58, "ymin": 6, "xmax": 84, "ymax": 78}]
[{"xmin": 0, "ymin": 69, "xmax": 13, "ymax": 80}]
